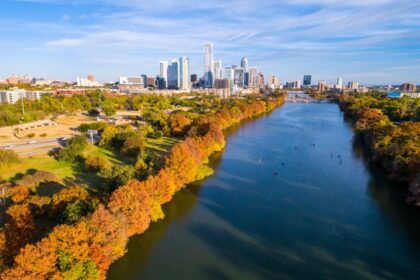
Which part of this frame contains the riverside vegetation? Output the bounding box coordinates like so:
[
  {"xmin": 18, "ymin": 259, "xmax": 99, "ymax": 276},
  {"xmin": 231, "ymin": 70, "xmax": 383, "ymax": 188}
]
[
  {"xmin": 338, "ymin": 92, "xmax": 419, "ymax": 205},
  {"xmin": 0, "ymin": 92, "xmax": 286, "ymax": 279}
]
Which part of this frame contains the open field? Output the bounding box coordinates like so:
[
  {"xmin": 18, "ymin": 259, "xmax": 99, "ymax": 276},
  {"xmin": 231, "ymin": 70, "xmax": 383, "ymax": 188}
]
[{"xmin": 1, "ymin": 136, "xmax": 180, "ymax": 191}]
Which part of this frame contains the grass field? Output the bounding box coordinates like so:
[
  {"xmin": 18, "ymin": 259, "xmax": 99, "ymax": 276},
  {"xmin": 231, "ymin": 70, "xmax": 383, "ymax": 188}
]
[{"xmin": 2, "ymin": 136, "xmax": 181, "ymax": 190}]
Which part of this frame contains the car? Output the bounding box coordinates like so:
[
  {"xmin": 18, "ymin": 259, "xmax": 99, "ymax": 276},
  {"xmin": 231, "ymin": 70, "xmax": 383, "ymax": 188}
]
[
  {"xmin": 4, "ymin": 145, "xmax": 15, "ymax": 150},
  {"xmin": 58, "ymin": 137, "xmax": 68, "ymax": 141},
  {"xmin": 27, "ymin": 141, "xmax": 37, "ymax": 144}
]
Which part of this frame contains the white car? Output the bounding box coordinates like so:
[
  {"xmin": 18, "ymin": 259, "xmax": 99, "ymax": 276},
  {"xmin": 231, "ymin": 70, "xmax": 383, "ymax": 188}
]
[
  {"xmin": 27, "ymin": 141, "xmax": 37, "ymax": 144},
  {"xmin": 4, "ymin": 145, "xmax": 15, "ymax": 150}
]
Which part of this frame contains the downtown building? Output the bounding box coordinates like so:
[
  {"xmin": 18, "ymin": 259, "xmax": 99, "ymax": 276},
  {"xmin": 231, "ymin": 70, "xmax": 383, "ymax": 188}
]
[{"xmin": 204, "ymin": 43, "xmax": 214, "ymax": 88}]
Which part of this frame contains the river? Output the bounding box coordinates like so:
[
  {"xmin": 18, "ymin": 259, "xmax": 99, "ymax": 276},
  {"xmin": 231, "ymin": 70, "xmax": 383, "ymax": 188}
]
[{"xmin": 108, "ymin": 101, "xmax": 420, "ymax": 279}]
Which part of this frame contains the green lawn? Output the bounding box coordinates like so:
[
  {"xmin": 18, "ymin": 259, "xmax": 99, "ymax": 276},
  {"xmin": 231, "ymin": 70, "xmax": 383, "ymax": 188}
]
[{"xmin": 2, "ymin": 137, "xmax": 180, "ymax": 192}]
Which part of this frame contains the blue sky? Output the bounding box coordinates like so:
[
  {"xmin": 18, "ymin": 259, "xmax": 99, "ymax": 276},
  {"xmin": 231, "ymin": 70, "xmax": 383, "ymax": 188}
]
[{"xmin": 0, "ymin": 0, "xmax": 419, "ymax": 85}]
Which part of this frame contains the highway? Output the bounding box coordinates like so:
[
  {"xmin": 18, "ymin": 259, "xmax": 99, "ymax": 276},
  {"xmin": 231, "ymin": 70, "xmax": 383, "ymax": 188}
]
[{"xmin": 0, "ymin": 137, "xmax": 68, "ymax": 156}]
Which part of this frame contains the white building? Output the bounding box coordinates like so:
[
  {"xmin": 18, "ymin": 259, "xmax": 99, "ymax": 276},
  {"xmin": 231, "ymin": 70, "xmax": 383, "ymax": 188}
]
[
  {"xmin": 179, "ymin": 56, "xmax": 190, "ymax": 91},
  {"xmin": 0, "ymin": 89, "xmax": 49, "ymax": 104},
  {"xmin": 213, "ymin": 60, "xmax": 222, "ymax": 79},
  {"xmin": 348, "ymin": 81, "xmax": 359, "ymax": 91},
  {"xmin": 119, "ymin": 77, "xmax": 144, "ymax": 86},
  {"xmin": 159, "ymin": 61, "xmax": 169, "ymax": 87},
  {"xmin": 76, "ymin": 77, "xmax": 102, "ymax": 87},
  {"xmin": 268, "ymin": 74, "xmax": 280, "ymax": 89},
  {"xmin": 336, "ymin": 77, "xmax": 343, "ymax": 89},
  {"xmin": 204, "ymin": 43, "xmax": 214, "ymax": 87}
]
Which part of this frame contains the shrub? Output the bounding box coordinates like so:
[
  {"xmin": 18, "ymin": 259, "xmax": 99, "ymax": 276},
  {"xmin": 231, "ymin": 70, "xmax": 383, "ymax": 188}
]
[
  {"xmin": 26, "ymin": 133, "xmax": 35, "ymax": 138},
  {"xmin": 15, "ymin": 170, "xmax": 57, "ymax": 190},
  {"xmin": 59, "ymin": 135, "xmax": 88, "ymax": 162},
  {"xmin": 98, "ymin": 165, "xmax": 135, "ymax": 189},
  {"xmin": 39, "ymin": 133, "xmax": 47, "ymax": 137},
  {"xmin": 84, "ymin": 155, "xmax": 110, "ymax": 172},
  {"xmin": 0, "ymin": 150, "xmax": 20, "ymax": 166},
  {"xmin": 88, "ymin": 109, "xmax": 100, "ymax": 117},
  {"xmin": 152, "ymin": 130, "xmax": 163, "ymax": 139},
  {"xmin": 121, "ymin": 133, "xmax": 145, "ymax": 156},
  {"xmin": 61, "ymin": 199, "xmax": 98, "ymax": 224},
  {"xmin": 8, "ymin": 185, "xmax": 30, "ymax": 204}
]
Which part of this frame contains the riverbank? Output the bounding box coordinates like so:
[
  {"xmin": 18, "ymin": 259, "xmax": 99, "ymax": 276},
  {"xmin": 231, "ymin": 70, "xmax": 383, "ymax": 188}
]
[
  {"xmin": 337, "ymin": 94, "xmax": 419, "ymax": 206},
  {"xmin": 1, "ymin": 94, "xmax": 287, "ymax": 279}
]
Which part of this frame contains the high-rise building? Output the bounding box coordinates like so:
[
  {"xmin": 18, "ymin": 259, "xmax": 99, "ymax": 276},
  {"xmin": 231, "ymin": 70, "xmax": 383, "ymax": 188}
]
[
  {"xmin": 141, "ymin": 75, "xmax": 147, "ymax": 87},
  {"xmin": 179, "ymin": 56, "xmax": 190, "ymax": 91},
  {"xmin": 147, "ymin": 77, "xmax": 156, "ymax": 88},
  {"xmin": 159, "ymin": 61, "xmax": 169, "ymax": 88},
  {"xmin": 258, "ymin": 73, "xmax": 265, "ymax": 88},
  {"xmin": 248, "ymin": 67, "xmax": 258, "ymax": 88},
  {"xmin": 268, "ymin": 74, "xmax": 280, "ymax": 89},
  {"xmin": 303, "ymin": 75, "xmax": 311, "ymax": 86},
  {"xmin": 156, "ymin": 76, "xmax": 166, "ymax": 89},
  {"xmin": 318, "ymin": 80, "xmax": 327, "ymax": 92},
  {"xmin": 214, "ymin": 79, "xmax": 230, "ymax": 89},
  {"xmin": 167, "ymin": 59, "xmax": 180, "ymax": 89},
  {"xmin": 204, "ymin": 43, "xmax": 214, "ymax": 88},
  {"xmin": 241, "ymin": 57, "xmax": 249, "ymax": 72},
  {"xmin": 190, "ymin": 74, "xmax": 198, "ymax": 83},
  {"xmin": 401, "ymin": 83, "xmax": 416, "ymax": 92},
  {"xmin": 336, "ymin": 77, "xmax": 343, "ymax": 89},
  {"xmin": 234, "ymin": 68, "xmax": 245, "ymax": 88},
  {"xmin": 348, "ymin": 81, "xmax": 359, "ymax": 91},
  {"xmin": 213, "ymin": 60, "xmax": 222, "ymax": 80}
]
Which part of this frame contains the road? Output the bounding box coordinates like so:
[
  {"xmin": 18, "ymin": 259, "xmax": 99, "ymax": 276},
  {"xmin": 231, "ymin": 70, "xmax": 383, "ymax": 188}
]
[{"xmin": 0, "ymin": 137, "xmax": 68, "ymax": 156}]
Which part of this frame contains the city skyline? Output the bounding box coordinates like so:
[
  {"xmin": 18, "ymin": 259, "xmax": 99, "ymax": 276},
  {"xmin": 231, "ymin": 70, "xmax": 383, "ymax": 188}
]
[{"xmin": 0, "ymin": 0, "xmax": 419, "ymax": 84}]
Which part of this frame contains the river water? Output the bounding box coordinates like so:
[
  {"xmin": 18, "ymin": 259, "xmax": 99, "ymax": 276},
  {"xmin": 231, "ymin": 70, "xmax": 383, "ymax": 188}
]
[{"xmin": 108, "ymin": 102, "xmax": 420, "ymax": 279}]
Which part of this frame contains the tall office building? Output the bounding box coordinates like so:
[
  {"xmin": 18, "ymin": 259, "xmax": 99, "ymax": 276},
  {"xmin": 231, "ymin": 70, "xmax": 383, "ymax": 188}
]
[
  {"xmin": 248, "ymin": 67, "xmax": 258, "ymax": 88},
  {"xmin": 241, "ymin": 57, "xmax": 249, "ymax": 72},
  {"xmin": 167, "ymin": 59, "xmax": 180, "ymax": 89},
  {"xmin": 141, "ymin": 75, "xmax": 147, "ymax": 87},
  {"xmin": 303, "ymin": 75, "xmax": 311, "ymax": 86},
  {"xmin": 190, "ymin": 74, "xmax": 198, "ymax": 83},
  {"xmin": 337, "ymin": 77, "xmax": 343, "ymax": 89},
  {"xmin": 179, "ymin": 56, "xmax": 190, "ymax": 91},
  {"xmin": 213, "ymin": 60, "xmax": 222, "ymax": 79},
  {"xmin": 204, "ymin": 43, "xmax": 214, "ymax": 88},
  {"xmin": 268, "ymin": 74, "xmax": 280, "ymax": 89},
  {"xmin": 318, "ymin": 80, "xmax": 327, "ymax": 92},
  {"xmin": 258, "ymin": 73, "xmax": 265, "ymax": 88},
  {"xmin": 401, "ymin": 83, "xmax": 416, "ymax": 92},
  {"xmin": 159, "ymin": 61, "xmax": 169, "ymax": 88},
  {"xmin": 234, "ymin": 68, "xmax": 245, "ymax": 88},
  {"xmin": 348, "ymin": 81, "xmax": 359, "ymax": 91}
]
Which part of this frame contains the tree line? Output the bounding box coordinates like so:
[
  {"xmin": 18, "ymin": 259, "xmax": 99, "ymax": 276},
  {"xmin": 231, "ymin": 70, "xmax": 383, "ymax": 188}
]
[{"xmin": 338, "ymin": 93, "xmax": 419, "ymax": 206}]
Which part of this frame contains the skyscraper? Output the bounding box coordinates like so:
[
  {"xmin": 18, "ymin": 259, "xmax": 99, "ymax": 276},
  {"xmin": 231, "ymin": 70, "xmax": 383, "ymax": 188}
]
[
  {"xmin": 167, "ymin": 59, "xmax": 179, "ymax": 89},
  {"xmin": 234, "ymin": 68, "xmax": 244, "ymax": 88},
  {"xmin": 179, "ymin": 56, "xmax": 190, "ymax": 91},
  {"xmin": 303, "ymin": 75, "xmax": 311, "ymax": 86},
  {"xmin": 204, "ymin": 43, "xmax": 214, "ymax": 88},
  {"xmin": 213, "ymin": 60, "xmax": 222, "ymax": 79},
  {"xmin": 159, "ymin": 61, "xmax": 169, "ymax": 88},
  {"xmin": 268, "ymin": 74, "xmax": 280, "ymax": 89},
  {"xmin": 337, "ymin": 77, "xmax": 343, "ymax": 89},
  {"xmin": 248, "ymin": 67, "xmax": 258, "ymax": 88},
  {"xmin": 318, "ymin": 80, "xmax": 327, "ymax": 92},
  {"xmin": 241, "ymin": 57, "xmax": 249, "ymax": 72}
]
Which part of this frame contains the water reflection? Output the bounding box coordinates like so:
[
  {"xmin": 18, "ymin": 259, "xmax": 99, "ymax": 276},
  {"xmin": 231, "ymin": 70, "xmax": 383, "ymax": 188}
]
[{"xmin": 108, "ymin": 103, "xmax": 420, "ymax": 280}]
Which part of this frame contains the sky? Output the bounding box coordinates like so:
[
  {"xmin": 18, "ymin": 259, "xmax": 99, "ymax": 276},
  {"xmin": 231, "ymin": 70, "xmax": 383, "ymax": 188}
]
[{"xmin": 0, "ymin": 0, "xmax": 419, "ymax": 85}]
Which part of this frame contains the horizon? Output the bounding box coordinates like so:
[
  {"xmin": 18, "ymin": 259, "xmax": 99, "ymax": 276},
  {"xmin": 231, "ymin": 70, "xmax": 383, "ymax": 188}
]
[{"xmin": 0, "ymin": 0, "xmax": 419, "ymax": 84}]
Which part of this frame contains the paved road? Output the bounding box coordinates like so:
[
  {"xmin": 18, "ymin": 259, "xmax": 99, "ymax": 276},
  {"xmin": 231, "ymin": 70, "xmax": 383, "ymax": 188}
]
[{"xmin": 0, "ymin": 138, "xmax": 68, "ymax": 156}]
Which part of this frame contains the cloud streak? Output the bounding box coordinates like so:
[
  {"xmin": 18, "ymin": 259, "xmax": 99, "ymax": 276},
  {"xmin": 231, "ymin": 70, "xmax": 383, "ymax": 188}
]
[{"xmin": 1, "ymin": 0, "xmax": 419, "ymax": 84}]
